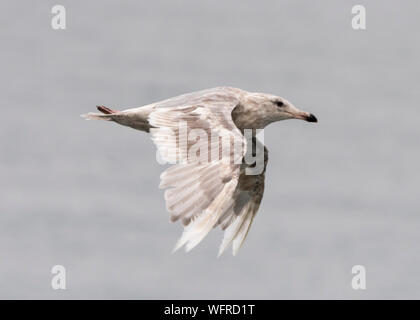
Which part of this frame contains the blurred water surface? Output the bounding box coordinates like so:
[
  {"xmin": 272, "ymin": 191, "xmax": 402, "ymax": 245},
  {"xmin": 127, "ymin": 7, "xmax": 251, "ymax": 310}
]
[{"xmin": 0, "ymin": 0, "xmax": 419, "ymax": 298}]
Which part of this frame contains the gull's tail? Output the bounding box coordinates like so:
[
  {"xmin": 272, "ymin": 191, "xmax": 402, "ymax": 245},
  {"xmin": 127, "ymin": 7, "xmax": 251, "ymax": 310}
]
[{"xmin": 81, "ymin": 105, "xmax": 152, "ymax": 132}]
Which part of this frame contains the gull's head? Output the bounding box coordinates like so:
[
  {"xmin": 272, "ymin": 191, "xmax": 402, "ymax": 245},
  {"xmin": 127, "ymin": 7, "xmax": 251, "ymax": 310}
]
[
  {"xmin": 270, "ymin": 97, "xmax": 317, "ymax": 123},
  {"xmin": 246, "ymin": 92, "xmax": 318, "ymax": 127}
]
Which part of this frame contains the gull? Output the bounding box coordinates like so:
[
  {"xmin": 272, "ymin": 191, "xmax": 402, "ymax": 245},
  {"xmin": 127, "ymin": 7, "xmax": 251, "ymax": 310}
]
[{"xmin": 82, "ymin": 87, "xmax": 317, "ymax": 256}]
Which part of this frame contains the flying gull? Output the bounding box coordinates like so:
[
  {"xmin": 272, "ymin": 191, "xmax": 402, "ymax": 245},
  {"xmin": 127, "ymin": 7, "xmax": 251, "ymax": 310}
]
[{"xmin": 82, "ymin": 87, "xmax": 317, "ymax": 256}]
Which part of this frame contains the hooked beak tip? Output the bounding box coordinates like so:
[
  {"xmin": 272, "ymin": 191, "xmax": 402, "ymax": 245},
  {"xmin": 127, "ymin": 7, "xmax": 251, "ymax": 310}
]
[{"xmin": 306, "ymin": 113, "xmax": 318, "ymax": 123}]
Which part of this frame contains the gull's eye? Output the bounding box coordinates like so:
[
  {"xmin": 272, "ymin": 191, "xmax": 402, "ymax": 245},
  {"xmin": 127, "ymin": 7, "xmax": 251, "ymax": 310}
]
[{"xmin": 274, "ymin": 100, "xmax": 284, "ymax": 107}]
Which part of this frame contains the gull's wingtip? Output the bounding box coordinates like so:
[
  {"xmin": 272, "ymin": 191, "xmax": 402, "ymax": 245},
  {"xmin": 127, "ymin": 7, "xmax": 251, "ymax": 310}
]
[{"xmin": 172, "ymin": 236, "xmax": 186, "ymax": 254}]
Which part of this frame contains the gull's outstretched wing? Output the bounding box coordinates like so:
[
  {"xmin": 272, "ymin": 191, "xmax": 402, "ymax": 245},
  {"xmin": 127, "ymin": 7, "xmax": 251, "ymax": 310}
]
[
  {"xmin": 148, "ymin": 87, "xmax": 266, "ymax": 255},
  {"xmin": 216, "ymin": 142, "xmax": 268, "ymax": 256}
]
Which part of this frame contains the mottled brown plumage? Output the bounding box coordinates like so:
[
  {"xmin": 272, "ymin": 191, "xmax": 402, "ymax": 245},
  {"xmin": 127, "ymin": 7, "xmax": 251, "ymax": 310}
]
[{"xmin": 82, "ymin": 87, "xmax": 317, "ymax": 256}]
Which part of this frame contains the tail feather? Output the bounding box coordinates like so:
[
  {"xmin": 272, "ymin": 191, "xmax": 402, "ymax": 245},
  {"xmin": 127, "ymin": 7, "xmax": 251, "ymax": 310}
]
[
  {"xmin": 80, "ymin": 112, "xmax": 114, "ymax": 121},
  {"xmin": 81, "ymin": 105, "xmax": 152, "ymax": 132}
]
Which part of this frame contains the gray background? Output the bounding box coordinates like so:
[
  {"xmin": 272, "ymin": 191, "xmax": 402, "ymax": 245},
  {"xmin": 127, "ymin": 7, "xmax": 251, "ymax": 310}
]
[{"xmin": 0, "ymin": 0, "xmax": 419, "ymax": 299}]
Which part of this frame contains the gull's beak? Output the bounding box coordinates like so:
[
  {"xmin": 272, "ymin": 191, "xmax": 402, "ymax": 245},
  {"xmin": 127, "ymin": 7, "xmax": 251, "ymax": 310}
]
[
  {"xmin": 305, "ymin": 113, "xmax": 318, "ymax": 123},
  {"xmin": 283, "ymin": 103, "xmax": 318, "ymax": 123},
  {"xmin": 290, "ymin": 109, "xmax": 318, "ymax": 123}
]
